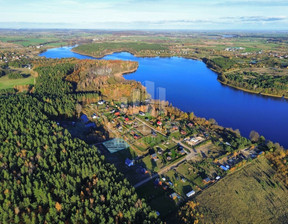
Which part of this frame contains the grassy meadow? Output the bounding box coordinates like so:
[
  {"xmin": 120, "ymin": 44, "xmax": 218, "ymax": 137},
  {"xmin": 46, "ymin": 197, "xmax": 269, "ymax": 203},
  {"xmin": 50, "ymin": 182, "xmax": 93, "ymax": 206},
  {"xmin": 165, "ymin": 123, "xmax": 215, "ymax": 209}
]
[
  {"xmin": 0, "ymin": 75, "xmax": 35, "ymax": 90},
  {"xmin": 196, "ymin": 157, "xmax": 288, "ymax": 224}
]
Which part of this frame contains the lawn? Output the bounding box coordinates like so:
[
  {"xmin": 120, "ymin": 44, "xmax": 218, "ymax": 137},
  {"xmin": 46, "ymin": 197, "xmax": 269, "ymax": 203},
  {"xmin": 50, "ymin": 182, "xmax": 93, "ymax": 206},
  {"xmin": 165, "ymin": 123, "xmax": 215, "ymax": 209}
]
[
  {"xmin": 196, "ymin": 157, "xmax": 288, "ymax": 224},
  {"xmin": 142, "ymin": 155, "xmax": 162, "ymax": 172},
  {"xmin": 0, "ymin": 75, "xmax": 35, "ymax": 90},
  {"xmin": 164, "ymin": 170, "xmax": 194, "ymax": 197},
  {"xmin": 175, "ymin": 162, "xmax": 205, "ymax": 190}
]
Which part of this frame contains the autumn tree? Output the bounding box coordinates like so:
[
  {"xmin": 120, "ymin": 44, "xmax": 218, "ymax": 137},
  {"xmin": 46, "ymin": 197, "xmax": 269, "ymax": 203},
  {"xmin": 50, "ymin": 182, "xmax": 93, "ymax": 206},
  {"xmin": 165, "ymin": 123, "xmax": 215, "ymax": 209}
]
[
  {"xmin": 189, "ymin": 112, "xmax": 195, "ymax": 121},
  {"xmin": 178, "ymin": 201, "xmax": 202, "ymax": 224},
  {"xmin": 249, "ymin": 130, "xmax": 260, "ymax": 142},
  {"xmin": 75, "ymin": 103, "xmax": 82, "ymax": 117}
]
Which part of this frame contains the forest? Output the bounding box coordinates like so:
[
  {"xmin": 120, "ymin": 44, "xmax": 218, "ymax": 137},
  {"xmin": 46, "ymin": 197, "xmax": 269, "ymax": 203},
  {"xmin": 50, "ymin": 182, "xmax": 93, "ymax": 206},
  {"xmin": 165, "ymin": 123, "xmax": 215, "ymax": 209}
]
[
  {"xmin": 220, "ymin": 72, "xmax": 288, "ymax": 97},
  {"xmin": 0, "ymin": 60, "xmax": 160, "ymax": 223},
  {"xmin": 1, "ymin": 55, "xmax": 287, "ymax": 223},
  {"xmin": 73, "ymin": 42, "xmax": 168, "ymax": 57}
]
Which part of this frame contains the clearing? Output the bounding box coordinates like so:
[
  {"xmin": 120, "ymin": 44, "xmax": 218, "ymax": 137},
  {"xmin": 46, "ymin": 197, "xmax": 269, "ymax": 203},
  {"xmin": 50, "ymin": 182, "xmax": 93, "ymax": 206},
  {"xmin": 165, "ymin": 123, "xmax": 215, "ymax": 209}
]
[{"xmin": 196, "ymin": 156, "xmax": 288, "ymax": 224}]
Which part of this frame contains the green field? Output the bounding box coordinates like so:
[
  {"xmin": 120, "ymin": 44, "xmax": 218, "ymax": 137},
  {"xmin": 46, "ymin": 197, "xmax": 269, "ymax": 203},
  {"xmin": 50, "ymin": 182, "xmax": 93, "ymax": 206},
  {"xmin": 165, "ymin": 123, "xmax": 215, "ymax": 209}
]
[
  {"xmin": 196, "ymin": 157, "xmax": 288, "ymax": 224},
  {"xmin": 0, "ymin": 36, "xmax": 68, "ymax": 47},
  {"xmin": 0, "ymin": 75, "xmax": 35, "ymax": 90}
]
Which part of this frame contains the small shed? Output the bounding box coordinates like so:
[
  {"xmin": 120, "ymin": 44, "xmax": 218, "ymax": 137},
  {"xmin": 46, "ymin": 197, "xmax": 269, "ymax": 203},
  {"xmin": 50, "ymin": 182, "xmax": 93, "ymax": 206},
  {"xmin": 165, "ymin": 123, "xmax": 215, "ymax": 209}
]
[
  {"xmin": 170, "ymin": 192, "xmax": 178, "ymax": 200},
  {"xmin": 125, "ymin": 158, "xmax": 134, "ymax": 167}
]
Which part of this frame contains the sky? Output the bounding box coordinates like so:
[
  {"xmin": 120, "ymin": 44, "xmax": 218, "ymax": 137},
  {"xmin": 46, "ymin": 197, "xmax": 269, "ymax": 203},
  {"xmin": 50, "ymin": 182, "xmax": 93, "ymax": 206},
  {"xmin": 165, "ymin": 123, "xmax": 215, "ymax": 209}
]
[{"xmin": 0, "ymin": 0, "xmax": 287, "ymax": 30}]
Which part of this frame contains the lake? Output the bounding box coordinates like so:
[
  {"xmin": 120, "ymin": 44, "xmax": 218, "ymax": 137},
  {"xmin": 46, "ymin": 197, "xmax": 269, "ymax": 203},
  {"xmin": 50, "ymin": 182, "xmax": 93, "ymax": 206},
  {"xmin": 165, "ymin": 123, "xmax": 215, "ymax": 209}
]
[{"xmin": 40, "ymin": 46, "xmax": 288, "ymax": 148}]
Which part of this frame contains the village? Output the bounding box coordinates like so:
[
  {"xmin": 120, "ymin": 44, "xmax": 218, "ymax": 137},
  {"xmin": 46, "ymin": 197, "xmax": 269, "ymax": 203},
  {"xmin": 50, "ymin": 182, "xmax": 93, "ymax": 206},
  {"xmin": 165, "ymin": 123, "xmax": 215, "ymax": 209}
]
[{"xmin": 56, "ymin": 98, "xmax": 264, "ymax": 218}]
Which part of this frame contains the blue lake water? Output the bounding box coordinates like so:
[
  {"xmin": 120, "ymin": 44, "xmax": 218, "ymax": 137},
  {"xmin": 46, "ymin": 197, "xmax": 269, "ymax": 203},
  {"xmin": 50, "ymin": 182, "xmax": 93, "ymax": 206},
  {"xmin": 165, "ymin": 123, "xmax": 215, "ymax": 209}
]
[{"xmin": 40, "ymin": 46, "xmax": 288, "ymax": 148}]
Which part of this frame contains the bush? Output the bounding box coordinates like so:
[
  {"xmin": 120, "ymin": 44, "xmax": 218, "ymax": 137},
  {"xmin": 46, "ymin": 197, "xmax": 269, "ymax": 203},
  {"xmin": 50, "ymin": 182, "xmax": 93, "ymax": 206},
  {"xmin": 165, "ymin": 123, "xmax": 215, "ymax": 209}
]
[{"xmin": 8, "ymin": 72, "xmax": 24, "ymax": 79}]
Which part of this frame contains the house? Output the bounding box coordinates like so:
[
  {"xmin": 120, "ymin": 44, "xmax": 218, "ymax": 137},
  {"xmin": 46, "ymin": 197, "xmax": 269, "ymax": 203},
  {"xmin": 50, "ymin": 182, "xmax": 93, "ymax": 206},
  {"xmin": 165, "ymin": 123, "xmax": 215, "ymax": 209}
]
[
  {"xmin": 181, "ymin": 178, "xmax": 186, "ymax": 183},
  {"xmin": 187, "ymin": 123, "xmax": 193, "ymax": 127},
  {"xmin": 157, "ymin": 147, "xmax": 163, "ymax": 154},
  {"xmin": 91, "ymin": 113, "xmax": 98, "ymax": 119},
  {"xmin": 157, "ymin": 121, "xmax": 162, "ymax": 126},
  {"xmin": 220, "ymin": 165, "xmax": 229, "ymax": 171},
  {"xmin": 80, "ymin": 114, "xmax": 89, "ymax": 123},
  {"xmin": 154, "ymin": 178, "xmax": 162, "ymax": 186},
  {"xmin": 139, "ymin": 111, "xmax": 145, "ymax": 116},
  {"xmin": 140, "ymin": 168, "xmax": 148, "ymax": 174},
  {"xmin": 125, "ymin": 158, "xmax": 134, "ymax": 167},
  {"xmin": 169, "ymin": 192, "xmax": 178, "ymax": 200},
  {"xmin": 181, "ymin": 130, "xmax": 187, "ymax": 135},
  {"xmin": 114, "ymin": 111, "xmax": 120, "ymax": 116},
  {"xmin": 203, "ymin": 177, "xmax": 211, "ymax": 184},
  {"xmin": 98, "ymin": 100, "xmax": 105, "ymax": 105},
  {"xmin": 151, "ymin": 153, "xmax": 157, "ymax": 159},
  {"xmin": 179, "ymin": 149, "xmax": 186, "ymax": 155},
  {"xmin": 162, "ymin": 184, "xmax": 168, "ymax": 190},
  {"xmin": 185, "ymin": 136, "xmax": 204, "ymax": 146},
  {"xmin": 125, "ymin": 117, "xmax": 129, "ymax": 122},
  {"xmin": 186, "ymin": 190, "xmax": 195, "ymax": 198},
  {"xmin": 172, "ymin": 126, "xmax": 178, "ymax": 130},
  {"xmin": 134, "ymin": 134, "xmax": 140, "ymax": 139},
  {"xmin": 151, "ymin": 131, "xmax": 157, "ymax": 136}
]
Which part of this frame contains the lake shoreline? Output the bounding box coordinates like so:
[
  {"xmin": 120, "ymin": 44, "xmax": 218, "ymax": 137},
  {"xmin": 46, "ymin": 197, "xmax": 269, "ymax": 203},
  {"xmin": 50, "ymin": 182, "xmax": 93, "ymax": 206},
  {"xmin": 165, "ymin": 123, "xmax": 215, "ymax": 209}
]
[
  {"xmin": 40, "ymin": 46, "xmax": 288, "ymax": 148},
  {"xmin": 72, "ymin": 47, "xmax": 288, "ymax": 100},
  {"xmin": 218, "ymin": 80, "xmax": 288, "ymax": 100}
]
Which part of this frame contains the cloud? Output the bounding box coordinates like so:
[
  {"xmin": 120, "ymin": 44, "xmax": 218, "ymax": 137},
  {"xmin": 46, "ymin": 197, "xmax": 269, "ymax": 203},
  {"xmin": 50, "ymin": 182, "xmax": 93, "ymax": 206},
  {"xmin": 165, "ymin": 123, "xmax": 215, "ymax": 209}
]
[
  {"xmin": 222, "ymin": 16, "xmax": 287, "ymax": 23},
  {"xmin": 0, "ymin": 0, "xmax": 288, "ymax": 29},
  {"xmin": 214, "ymin": 0, "xmax": 288, "ymax": 7}
]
